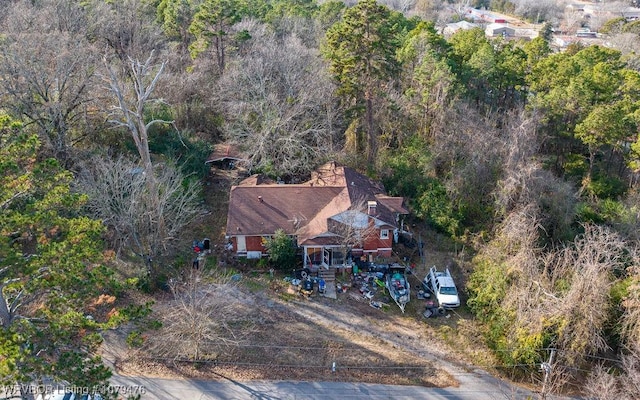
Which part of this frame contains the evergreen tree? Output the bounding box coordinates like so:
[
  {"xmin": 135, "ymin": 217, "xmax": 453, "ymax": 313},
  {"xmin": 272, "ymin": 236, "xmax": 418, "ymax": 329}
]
[
  {"xmin": 0, "ymin": 113, "xmax": 117, "ymax": 392},
  {"xmin": 322, "ymin": 0, "xmax": 403, "ymax": 166}
]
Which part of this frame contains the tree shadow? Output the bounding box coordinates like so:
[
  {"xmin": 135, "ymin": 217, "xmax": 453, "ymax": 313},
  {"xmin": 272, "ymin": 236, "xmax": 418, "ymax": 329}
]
[{"xmin": 193, "ymin": 371, "xmax": 281, "ymax": 400}]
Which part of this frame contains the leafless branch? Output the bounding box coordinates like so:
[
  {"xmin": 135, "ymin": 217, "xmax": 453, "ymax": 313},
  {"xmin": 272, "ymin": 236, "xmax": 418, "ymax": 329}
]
[
  {"xmin": 145, "ymin": 270, "xmax": 259, "ymax": 360},
  {"xmin": 77, "ymin": 155, "xmax": 201, "ymax": 259},
  {"xmin": 217, "ymin": 25, "xmax": 341, "ymax": 176}
]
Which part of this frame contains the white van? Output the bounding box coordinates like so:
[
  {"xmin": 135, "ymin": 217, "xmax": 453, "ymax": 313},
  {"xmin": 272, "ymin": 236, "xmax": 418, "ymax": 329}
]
[{"xmin": 423, "ymin": 266, "xmax": 461, "ymax": 308}]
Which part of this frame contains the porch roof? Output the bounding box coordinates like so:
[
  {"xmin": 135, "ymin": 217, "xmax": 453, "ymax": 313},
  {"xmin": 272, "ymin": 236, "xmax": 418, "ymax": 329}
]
[{"xmin": 299, "ymin": 236, "xmax": 343, "ymax": 246}]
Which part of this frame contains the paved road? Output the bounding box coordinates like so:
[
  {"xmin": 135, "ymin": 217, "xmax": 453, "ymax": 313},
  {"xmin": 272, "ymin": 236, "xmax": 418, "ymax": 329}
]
[{"xmin": 111, "ymin": 374, "xmax": 547, "ymax": 400}]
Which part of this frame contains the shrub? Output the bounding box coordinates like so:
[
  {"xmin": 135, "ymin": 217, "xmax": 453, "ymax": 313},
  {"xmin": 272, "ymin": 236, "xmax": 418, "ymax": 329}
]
[
  {"xmin": 262, "ymin": 229, "xmax": 297, "ymax": 270},
  {"xmin": 586, "ymin": 173, "xmax": 626, "ymax": 199},
  {"xmin": 126, "ymin": 331, "xmax": 145, "ymax": 348}
]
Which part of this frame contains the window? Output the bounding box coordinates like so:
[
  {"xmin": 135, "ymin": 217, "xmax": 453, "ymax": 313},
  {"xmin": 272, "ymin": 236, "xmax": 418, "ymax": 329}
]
[
  {"xmin": 333, "ymin": 250, "xmax": 344, "ymax": 265},
  {"xmin": 380, "ymin": 229, "xmax": 389, "ymax": 240}
]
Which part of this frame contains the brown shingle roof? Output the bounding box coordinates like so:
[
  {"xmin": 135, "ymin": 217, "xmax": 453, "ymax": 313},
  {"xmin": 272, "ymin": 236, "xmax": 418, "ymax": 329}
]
[
  {"xmin": 225, "ymin": 162, "xmax": 408, "ymax": 242},
  {"xmin": 227, "ymin": 185, "xmax": 343, "ymax": 236},
  {"xmin": 238, "ymin": 174, "xmax": 274, "ymax": 186},
  {"xmin": 296, "ymin": 187, "xmax": 351, "ymax": 242},
  {"xmin": 298, "ymin": 235, "xmax": 343, "ymax": 246},
  {"xmin": 375, "ymin": 194, "xmax": 409, "ymax": 215}
]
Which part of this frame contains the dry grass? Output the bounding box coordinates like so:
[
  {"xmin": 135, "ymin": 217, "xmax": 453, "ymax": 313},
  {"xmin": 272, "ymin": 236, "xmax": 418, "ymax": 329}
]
[{"xmin": 115, "ymin": 277, "xmax": 456, "ymax": 387}]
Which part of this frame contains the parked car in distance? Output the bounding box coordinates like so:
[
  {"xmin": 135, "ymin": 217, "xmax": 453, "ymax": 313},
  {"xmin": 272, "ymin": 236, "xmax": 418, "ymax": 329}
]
[{"xmin": 423, "ymin": 266, "xmax": 461, "ymax": 308}]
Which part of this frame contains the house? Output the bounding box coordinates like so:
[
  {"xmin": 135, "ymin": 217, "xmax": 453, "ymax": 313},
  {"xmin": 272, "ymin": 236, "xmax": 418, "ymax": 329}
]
[
  {"xmin": 443, "ymin": 21, "xmax": 479, "ymax": 36},
  {"xmin": 485, "ymin": 23, "xmax": 516, "ymax": 38},
  {"xmin": 622, "ymin": 7, "xmax": 640, "ymax": 21},
  {"xmin": 552, "ymin": 34, "xmax": 603, "ymax": 49},
  {"xmin": 566, "ymin": 4, "xmax": 585, "ymax": 12},
  {"xmin": 225, "ymin": 162, "xmax": 409, "ymax": 267},
  {"xmin": 466, "ymin": 8, "xmax": 510, "ymax": 24},
  {"xmin": 576, "ymin": 28, "xmax": 597, "ymax": 38}
]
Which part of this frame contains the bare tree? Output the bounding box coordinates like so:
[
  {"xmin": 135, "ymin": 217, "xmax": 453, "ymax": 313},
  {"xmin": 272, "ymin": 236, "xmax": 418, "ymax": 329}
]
[
  {"xmin": 145, "ymin": 270, "xmax": 258, "ymax": 360},
  {"xmin": 495, "ymin": 222, "xmax": 624, "ymax": 368},
  {"xmin": 327, "ymin": 198, "xmax": 381, "ymax": 265},
  {"xmin": 478, "ymin": 107, "xmax": 579, "ymax": 242},
  {"xmin": 0, "ymin": 0, "xmax": 97, "ymax": 163},
  {"xmin": 495, "ymin": 161, "xmax": 577, "ymax": 242},
  {"xmin": 606, "ymin": 33, "xmax": 640, "ymax": 71},
  {"xmin": 430, "ymin": 103, "xmax": 508, "ymax": 226},
  {"xmin": 217, "ymin": 23, "xmax": 342, "ymax": 177},
  {"xmin": 380, "ymin": 0, "xmax": 416, "ymax": 13},
  {"xmin": 547, "ymin": 226, "xmax": 622, "ymax": 364},
  {"xmin": 512, "ymin": 0, "xmax": 562, "ymax": 24},
  {"xmin": 411, "ymin": 0, "xmax": 448, "ymax": 22},
  {"xmin": 86, "ymin": 0, "xmax": 165, "ymax": 63},
  {"xmin": 585, "ymin": 363, "xmax": 622, "ymax": 400},
  {"xmin": 77, "ymin": 155, "xmax": 201, "ymax": 259},
  {"xmin": 103, "ymin": 52, "xmax": 172, "ymax": 260},
  {"xmin": 561, "ymin": 9, "xmax": 585, "ymax": 34},
  {"xmin": 585, "ymin": 348, "xmax": 640, "ymax": 400},
  {"xmin": 585, "ymin": 2, "xmax": 630, "ymax": 32}
]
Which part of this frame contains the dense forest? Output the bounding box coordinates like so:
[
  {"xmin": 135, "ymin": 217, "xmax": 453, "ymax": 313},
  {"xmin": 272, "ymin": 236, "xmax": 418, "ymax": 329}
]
[{"xmin": 1, "ymin": 0, "xmax": 640, "ymax": 397}]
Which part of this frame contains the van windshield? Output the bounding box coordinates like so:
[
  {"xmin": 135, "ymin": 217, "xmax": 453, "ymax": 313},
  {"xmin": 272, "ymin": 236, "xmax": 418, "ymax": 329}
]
[{"xmin": 440, "ymin": 286, "xmax": 458, "ymax": 295}]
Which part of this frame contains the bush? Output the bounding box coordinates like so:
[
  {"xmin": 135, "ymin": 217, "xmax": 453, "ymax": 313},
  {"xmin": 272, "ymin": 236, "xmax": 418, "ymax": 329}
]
[
  {"xmin": 136, "ymin": 272, "xmax": 170, "ymax": 293},
  {"xmin": 415, "ymin": 178, "xmax": 461, "ymax": 236},
  {"xmin": 381, "ymin": 139, "xmax": 462, "ymax": 236},
  {"xmin": 148, "ymin": 130, "xmax": 212, "ymax": 181},
  {"xmin": 467, "ymin": 257, "xmax": 510, "ymax": 321},
  {"xmin": 576, "ymin": 202, "xmax": 604, "ymax": 224},
  {"xmin": 262, "ymin": 229, "xmax": 297, "ymax": 270},
  {"xmin": 576, "ymin": 199, "xmax": 626, "ymax": 225},
  {"xmin": 126, "ymin": 331, "xmax": 145, "ymax": 348},
  {"xmin": 144, "ymin": 104, "xmax": 212, "ymax": 181},
  {"xmin": 586, "ymin": 173, "xmax": 626, "ymax": 199}
]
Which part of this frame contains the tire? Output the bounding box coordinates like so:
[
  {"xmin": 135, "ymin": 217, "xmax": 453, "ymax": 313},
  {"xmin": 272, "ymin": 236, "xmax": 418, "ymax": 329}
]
[
  {"xmin": 300, "ymin": 268, "xmax": 310, "ymax": 279},
  {"xmin": 437, "ymin": 307, "xmax": 446, "ymax": 316}
]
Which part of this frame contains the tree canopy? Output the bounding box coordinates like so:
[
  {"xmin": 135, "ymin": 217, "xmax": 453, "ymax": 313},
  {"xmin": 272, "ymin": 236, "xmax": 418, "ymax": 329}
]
[
  {"xmin": 322, "ymin": 0, "xmax": 404, "ymax": 165},
  {"xmin": 0, "ymin": 113, "xmax": 118, "ymax": 390}
]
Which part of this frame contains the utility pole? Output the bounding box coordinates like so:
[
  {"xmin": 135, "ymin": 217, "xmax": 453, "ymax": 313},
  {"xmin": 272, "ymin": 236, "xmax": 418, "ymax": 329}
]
[{"xmin": 540, "ymin": 348, "xmax": 556, "ymax": 400}]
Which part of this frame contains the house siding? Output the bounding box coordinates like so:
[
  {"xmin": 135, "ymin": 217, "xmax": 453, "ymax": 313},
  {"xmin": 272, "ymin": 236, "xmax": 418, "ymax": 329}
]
[
  {"xmin": 246, "ymin": 236, "xmax": 266, "ymax": 253},
  {"xmin": 230, "ymin": 235, "xmax": 267, "ymax": 254},
  {"xmin": 363, "ymin": 234, "xmax": 394, "ymax": 253},
  {"xmin": 377, "ymin": 248, "xmax": 393, "ymax": 258},
  {"xmin": 232, "ymin": 228, "xmax": 395, "ymax": 257}
]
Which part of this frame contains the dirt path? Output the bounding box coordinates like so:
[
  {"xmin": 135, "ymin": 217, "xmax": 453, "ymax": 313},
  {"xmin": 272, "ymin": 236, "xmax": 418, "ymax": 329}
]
[
  {"xmin": 102, "ymin": 280, "xmax": 536, "ymax": 398},
  {"xmin": 256, "ymin": 291, "xmax": 531, "ymax": 395}
]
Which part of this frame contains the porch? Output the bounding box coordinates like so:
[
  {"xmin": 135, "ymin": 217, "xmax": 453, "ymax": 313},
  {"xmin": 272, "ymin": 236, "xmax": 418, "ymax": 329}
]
[
  {"xmin": 303, "ymin": 246, "xmax": 346, "ymax": 269},
  {"xmin": 302, "ymin": 246, "xmax": 382, "ymax": 271}
]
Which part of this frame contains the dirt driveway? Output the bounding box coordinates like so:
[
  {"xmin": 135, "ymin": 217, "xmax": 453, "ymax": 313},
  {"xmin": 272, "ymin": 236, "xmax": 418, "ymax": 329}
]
[{"xmin": 105, "ymin": 255, "xmax": 506, "ymax": 393}]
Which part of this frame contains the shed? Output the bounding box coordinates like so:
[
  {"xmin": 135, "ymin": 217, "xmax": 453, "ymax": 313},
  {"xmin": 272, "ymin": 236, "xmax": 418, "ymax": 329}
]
[{"xmin": 205, "ymin": 143, "xmax": 247, "ymax": 169}]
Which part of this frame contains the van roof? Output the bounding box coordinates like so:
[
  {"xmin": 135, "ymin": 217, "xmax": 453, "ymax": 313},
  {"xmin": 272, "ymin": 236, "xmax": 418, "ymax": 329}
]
[{"xmin": 435, "ymin": 275, "xmax": 456, "ymax": 287}]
